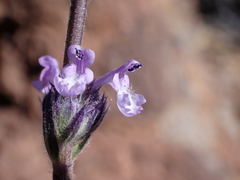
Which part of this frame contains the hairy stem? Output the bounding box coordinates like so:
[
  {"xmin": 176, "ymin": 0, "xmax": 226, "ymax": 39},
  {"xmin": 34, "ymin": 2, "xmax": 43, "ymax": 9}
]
[{"xmin": 63, "ymin": 0, "xmax": 90, "ymax": 66}]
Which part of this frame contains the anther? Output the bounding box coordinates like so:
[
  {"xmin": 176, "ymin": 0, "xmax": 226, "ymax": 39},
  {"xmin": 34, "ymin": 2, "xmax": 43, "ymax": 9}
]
[
  {"xmin": 128, "ymin": 63, "xmax": 142, "ymax": 72},
  {"xmin": 75, "ymin": 48, "xmax": 84, "ymax": 60}
]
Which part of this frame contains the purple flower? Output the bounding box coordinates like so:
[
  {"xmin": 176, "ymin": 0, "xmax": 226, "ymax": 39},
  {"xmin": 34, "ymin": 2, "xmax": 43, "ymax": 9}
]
[
  {"xmin": 33, "ymin": 45, "xmax": 146, "ymax": 117},
  {"xmin": 93, "ymin": 60, "xmax": 146, "ymax": 117},
  {"xmin": 33, "ymin": 45, "xmax": 94, "ymax": 96}
]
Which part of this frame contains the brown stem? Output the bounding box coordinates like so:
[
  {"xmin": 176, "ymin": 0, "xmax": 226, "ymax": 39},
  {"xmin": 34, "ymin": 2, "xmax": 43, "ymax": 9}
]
[{"xmin": 63, "ymin": 0, "xmax": 90, "ymax": 66}]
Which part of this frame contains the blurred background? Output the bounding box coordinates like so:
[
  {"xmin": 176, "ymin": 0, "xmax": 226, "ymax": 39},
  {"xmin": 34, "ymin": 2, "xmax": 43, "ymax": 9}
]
[{"xmin": 0, "ymin": 0, "xmax": 240, "ymax": 179}]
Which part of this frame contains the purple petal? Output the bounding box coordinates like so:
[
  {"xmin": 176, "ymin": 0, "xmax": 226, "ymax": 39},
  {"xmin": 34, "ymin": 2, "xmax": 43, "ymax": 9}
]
[
  {"xmin": 82, "ymin": 49, "xmax": 95, "ymax": 68},
  {"xmin": 61, "ymin": 63, "xmax": 77, "ymax": 79},
  {"xmin": 53, "ymin": 77, "xmax": 84, "ymax": 97},
  {"xmin": 39, "ymin": 56, "xmax": 59, "ymax": 82},
  {"xmin": 53, "ymin": 65, "xmax": 94, "ymax": 97},
  {"xmin": 117, "ymin": 93, "xmax": 146, "ymax": 117},
  {"xmin": 56, "ymin": 83, "xmax": 85, "ymax": 97},
  {"xmin": 84, "ymin": 68, "xmax": 94, "ymax": 83},
  {"xmin": 67, "ymin": 45, "xmax": 82, "ymax": 64},
  {"xmin": 93, "ymin": 59, "xmax": 141, "ymax": 88},
  {"xmin": 32, "ymin": 80, "xmax": 51, "ymax": 94},
  {"xmin": 32, "ymin": 56, "xmax": 59, "ymax": 94},
  {"xmin": 109, "ymin": 73, "xmax": 129, "ymax": 92},
  {"xmin": 67, "ymin": 45, "xmax": 95, "ymax": 68}
]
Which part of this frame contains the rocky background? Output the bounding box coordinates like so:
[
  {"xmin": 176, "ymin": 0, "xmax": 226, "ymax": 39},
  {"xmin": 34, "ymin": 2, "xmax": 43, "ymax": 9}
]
[{"xmin": 0, "ymin": 0, "xmax": 240, "ymax": 179}]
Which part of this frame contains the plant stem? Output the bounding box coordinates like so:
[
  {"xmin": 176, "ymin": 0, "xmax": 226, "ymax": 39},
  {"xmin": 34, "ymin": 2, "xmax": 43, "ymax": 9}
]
[
  {"xmin": 52, "ymin": 1, "xmax": 90, "ymax": 179},
  {"xmin": 63, "ymin": 0, "xmax": 90, "ymax": 66},
  {"xmin": 52, "ymin": 163, "xmax": 74, "ymax": 180}
]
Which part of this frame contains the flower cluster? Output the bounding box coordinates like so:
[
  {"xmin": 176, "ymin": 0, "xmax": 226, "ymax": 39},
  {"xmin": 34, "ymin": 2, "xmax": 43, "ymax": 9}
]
[
  {"xmin": 33, "ymin": 45, "xmax": 146, "ymax": 176},
  {"xmin": 33, "ymin": 45, "xmax": 146, "ymax": 117}
]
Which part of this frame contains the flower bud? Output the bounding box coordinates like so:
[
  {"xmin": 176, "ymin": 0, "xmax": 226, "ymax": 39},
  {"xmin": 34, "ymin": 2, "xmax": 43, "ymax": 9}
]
[{"xmin": 42, "ymin": 83, "xmax": 107, "ymax": 164}]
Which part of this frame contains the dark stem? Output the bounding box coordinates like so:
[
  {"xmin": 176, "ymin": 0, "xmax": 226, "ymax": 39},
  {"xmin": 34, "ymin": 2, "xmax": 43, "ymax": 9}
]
[
  {"xmin": 63, "ymin": 0, "xmax": 90, "ymax": 66},
  {"xmin": 53, "ymin": 163, "xmax": 74, "ymax": 180}
]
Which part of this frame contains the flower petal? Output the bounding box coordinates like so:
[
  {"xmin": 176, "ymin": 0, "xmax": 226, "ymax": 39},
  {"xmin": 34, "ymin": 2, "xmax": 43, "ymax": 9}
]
[
  {"xmin": 39, "ymin": 56, "xmax": 59, "ymax": 82},
  {"xmin": 67, "ymin": 45, "xmax": 82, "ymax": 64},
  {"xmin": 117, "ymin": 93, "xmax": 146, "ymax": 117},
  {"xmin": 82, "ymin": 49, "xmax": 95, "ymax": 68},
  {"xmin": 93, "ymin": 59, "xmax": 141, "ymax": 89},
  {"xmin": 67, "ymin": 45, "xmax": 95, "ymax": 68},
  {"xmin": 61, "ymin": 63, "xmax": 77, "ymax": 79},
  {"xmin": 54, "ymin": 77, "xmax": 86, "ymax": 97},
  {"xmin": 109, "ymin": 73, "xmax": 129, "ymax": 92},
  {"xmin": 32, "ymin": 80, "xmax": 52, "ymax": 94},
  {"xmin": 53, "ymin": 65, "xmax": 94, "ymax": 97},
  {"xmin": 84, "ymin": 68, "xmax": 94, "ymax": 83},
  {"xmin": 32, "ymin": 56, "xmax": 59, "ymax": 94}
]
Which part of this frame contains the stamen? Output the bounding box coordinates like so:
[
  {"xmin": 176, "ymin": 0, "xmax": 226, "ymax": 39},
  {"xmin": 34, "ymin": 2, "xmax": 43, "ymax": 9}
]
[
  {"xmin": 128, "ymin": 63, "xmax": 142, "ymax": 72},
  {"xmin": 75, "ymin": 48, "xmax": 84, "ymax": 60}
]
